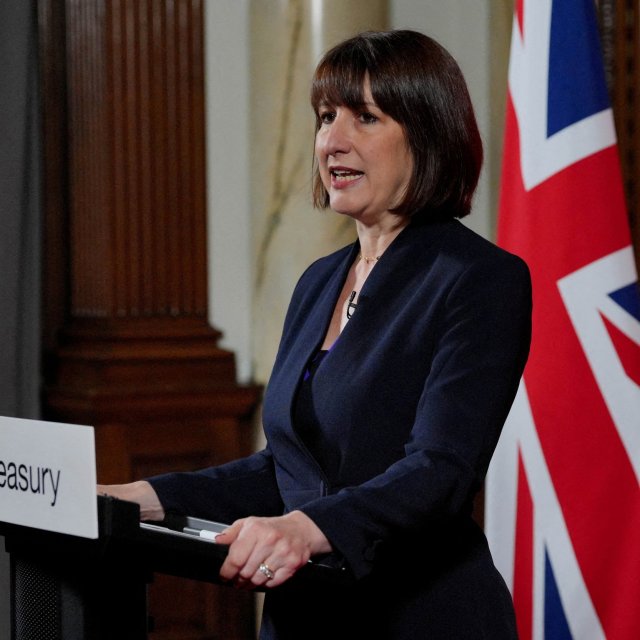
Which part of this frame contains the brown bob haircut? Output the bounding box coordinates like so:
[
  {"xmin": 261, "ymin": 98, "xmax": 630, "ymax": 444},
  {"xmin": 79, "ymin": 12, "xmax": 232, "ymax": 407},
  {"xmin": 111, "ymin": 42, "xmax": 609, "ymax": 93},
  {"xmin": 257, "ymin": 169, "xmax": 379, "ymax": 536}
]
[{"xmin": 311, "ymin": 30, "xmax": 483, "ymax": 220}]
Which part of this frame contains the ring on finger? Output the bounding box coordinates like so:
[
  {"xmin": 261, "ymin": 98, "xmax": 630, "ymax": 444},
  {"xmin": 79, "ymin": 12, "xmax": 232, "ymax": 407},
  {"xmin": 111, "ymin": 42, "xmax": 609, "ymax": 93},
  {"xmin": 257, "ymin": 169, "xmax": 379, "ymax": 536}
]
[{"xmin": 258, "ymin": 562, "xmax": 275, "ymax": 580}]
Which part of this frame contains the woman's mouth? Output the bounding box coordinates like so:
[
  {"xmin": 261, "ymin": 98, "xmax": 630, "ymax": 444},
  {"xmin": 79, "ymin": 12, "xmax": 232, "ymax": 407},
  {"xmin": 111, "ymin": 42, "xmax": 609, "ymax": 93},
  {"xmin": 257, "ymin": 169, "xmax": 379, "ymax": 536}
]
[{"xmin": 330, "ymin": 168, "xmax": 364, "ymax": 187}]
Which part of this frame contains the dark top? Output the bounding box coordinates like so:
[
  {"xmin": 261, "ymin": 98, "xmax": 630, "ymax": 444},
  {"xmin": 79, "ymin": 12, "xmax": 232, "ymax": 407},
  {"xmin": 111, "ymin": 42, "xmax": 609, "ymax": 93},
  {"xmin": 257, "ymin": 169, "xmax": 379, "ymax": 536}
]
[
  {"xmin": 149, "ymin": 217, "xmax": 532, "ymax": 639},
  {"xmin": 293, "ymin": 350, "xmax": 332, "ymax": 473}
]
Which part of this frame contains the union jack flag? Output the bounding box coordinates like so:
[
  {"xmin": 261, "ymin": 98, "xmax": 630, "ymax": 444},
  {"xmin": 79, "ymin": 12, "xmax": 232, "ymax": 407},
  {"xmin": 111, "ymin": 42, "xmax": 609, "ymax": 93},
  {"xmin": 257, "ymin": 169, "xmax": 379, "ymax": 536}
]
[{"xmin": 485, "ymin": 1, "xmax": 640, "ymax": 639}]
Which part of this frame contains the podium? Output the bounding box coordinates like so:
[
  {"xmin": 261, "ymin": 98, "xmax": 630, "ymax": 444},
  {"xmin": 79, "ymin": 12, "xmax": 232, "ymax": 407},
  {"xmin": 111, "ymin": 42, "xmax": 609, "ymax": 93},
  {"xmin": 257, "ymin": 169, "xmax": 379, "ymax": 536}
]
[{"xmin": 0, "ymin": 496, "xmax": 349, "ymax": 640}]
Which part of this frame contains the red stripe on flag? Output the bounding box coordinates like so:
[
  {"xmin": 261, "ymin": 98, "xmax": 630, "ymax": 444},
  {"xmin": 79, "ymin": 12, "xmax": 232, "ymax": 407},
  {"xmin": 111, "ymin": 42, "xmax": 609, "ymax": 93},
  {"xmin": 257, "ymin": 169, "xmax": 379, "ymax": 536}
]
[
  {"xmin": 513, "ymin": 450, "xmax": 533, "ymax": 640},
  {"xmin": 499, "ymin": 103, "xmax": 631, "ymax": 267}
]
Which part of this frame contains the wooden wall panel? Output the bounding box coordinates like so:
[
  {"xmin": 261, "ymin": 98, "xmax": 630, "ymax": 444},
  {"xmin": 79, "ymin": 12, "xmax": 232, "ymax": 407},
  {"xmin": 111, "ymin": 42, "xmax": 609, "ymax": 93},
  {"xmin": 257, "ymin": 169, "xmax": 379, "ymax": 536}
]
[
  {"xmin": 61, "ymin": 0, "xmax": 208, "ymax": 319},
  {"xmin": 39, "ymin": 1, "xmax": 260, "ymax": 638}
]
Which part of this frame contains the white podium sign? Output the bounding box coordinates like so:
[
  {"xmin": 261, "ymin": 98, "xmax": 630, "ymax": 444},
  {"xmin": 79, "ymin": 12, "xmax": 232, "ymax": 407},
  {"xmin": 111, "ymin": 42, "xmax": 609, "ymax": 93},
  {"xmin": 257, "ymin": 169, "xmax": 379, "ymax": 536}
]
[{"xmin": 0, "ymin": 416, "xmax": 98, "ymax": 538}]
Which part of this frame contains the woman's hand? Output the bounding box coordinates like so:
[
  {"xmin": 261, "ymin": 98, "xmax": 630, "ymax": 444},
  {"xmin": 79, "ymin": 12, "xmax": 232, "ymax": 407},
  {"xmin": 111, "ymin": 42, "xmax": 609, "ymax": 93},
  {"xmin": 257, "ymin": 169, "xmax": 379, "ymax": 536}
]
[
  {"xmin": 216, "ymin": 510, "xmax": 332, "ymax": 589},
  {"xmin": 97, "ymin": 480, "xmax": 165, "ymax": 521}
]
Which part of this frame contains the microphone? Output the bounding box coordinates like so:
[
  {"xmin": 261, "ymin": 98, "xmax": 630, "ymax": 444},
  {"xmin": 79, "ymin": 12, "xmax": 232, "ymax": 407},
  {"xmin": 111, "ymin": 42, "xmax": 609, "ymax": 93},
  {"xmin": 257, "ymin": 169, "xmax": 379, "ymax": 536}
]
[{"xmin": 347, "ymin": 291, "xmax": 358, "ymax": 319}]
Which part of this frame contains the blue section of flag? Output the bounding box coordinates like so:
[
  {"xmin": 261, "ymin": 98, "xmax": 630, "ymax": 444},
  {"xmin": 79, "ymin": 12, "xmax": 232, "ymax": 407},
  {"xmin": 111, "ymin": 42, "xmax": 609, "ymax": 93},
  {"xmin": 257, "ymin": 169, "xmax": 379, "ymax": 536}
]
[
  {"xmin": 609, "ymin": 282, "xmax": 640, "ymax": 321},
  {"xmin": 547, "ymin": 0, "xmax": 610, "ymax": 137},
  {"xmin": 544, "ymin": 550, "xmax": 573, "ymax": 639}
]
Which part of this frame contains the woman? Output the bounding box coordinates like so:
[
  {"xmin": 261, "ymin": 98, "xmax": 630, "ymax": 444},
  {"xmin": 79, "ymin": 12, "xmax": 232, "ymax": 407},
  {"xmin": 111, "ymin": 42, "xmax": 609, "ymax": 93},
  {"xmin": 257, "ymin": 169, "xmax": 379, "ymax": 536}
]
[{"xmin": 101, "ymin": 30, "xmax": 531, "ymax": 638}]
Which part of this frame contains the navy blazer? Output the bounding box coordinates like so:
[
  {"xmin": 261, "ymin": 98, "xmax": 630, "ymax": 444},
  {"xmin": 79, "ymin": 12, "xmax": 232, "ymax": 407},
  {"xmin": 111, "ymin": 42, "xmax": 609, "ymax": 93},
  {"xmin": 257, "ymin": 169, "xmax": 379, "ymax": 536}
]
[{"xmin": 150, "ymin": 218, "xmax": 532, "ymax": 639}]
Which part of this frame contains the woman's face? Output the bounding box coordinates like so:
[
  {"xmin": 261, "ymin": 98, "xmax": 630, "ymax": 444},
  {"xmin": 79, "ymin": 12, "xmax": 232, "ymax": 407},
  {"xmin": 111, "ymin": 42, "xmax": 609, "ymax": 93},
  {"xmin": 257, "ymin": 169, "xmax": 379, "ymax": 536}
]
[{"xmin": 314, "ymin": 80, "xmax": 414, "ymax": 223}]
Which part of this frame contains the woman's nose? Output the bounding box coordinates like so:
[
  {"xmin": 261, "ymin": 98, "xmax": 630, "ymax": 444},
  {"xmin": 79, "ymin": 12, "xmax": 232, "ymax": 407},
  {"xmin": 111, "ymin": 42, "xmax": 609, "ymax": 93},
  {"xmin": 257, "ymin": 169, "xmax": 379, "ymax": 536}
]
[{"xmin": 319, "ymin": 113, "xmax": 352, "ymax": 156}]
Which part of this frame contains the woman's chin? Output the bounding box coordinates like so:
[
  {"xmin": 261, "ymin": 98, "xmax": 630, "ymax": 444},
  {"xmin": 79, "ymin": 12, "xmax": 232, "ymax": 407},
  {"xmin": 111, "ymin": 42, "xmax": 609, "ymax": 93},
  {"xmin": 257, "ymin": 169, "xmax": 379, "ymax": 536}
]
[
  {"xmin": 328, "ymin": 196, "xmax": 366, "ymax": 219},
  {"xmin": 329, "ymin": 203, "xmax": 358, "ymax": 218}
]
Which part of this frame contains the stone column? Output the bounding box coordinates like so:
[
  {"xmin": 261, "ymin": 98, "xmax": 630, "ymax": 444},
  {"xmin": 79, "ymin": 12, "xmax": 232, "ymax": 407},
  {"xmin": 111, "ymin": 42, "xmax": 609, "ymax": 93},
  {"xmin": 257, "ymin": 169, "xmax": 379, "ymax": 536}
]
[{"xmin": 250, "ymin": 0, "xmax": 388, "ymax": 382}]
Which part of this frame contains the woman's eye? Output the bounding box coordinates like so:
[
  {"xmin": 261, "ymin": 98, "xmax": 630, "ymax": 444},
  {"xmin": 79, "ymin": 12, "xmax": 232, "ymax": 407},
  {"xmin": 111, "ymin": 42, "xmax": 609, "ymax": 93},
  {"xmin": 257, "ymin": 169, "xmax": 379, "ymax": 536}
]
[
  {"xmin": 359, "ymin": 112, "xmax": 378, "ymax": 124},
  {"xmin": 319, "ymin": 111, "xmax": 336, "ymax": 124}
]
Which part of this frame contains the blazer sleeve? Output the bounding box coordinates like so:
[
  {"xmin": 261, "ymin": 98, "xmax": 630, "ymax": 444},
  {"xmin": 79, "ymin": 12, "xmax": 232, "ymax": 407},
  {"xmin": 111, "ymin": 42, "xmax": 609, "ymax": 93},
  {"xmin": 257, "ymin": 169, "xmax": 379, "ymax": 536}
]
[
  {"xmin": 147, "ymin": 447, "xmax": 284, "ymax": 523},
  {"xmin": 299, "ymin": 254, "xmax": 532, "ymax": 579}
]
